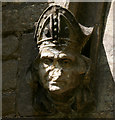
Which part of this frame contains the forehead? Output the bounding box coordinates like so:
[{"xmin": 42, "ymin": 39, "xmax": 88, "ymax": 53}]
[{"xmin": 39, "ymin": 46, "xmax": 78, "ymax": 59}]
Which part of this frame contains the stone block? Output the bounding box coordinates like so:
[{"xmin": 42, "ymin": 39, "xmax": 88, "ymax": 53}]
[
  {"xmin": 2, "ymin": 35, "xmax": 19, "ymax": 59},
  {"xmin": 2, "ymin": 92, "xmax": 16, "ymax": 116},
  {"xmin": 2, "ymin": 60, "xmax": 18, "ymax": 91},
  {"xmin": 16, "ymin": 33, "xmax": 37, "ymax": 116},
  {"xmin": 2, "ymin": 3, "xmax": 48, "ymax": 34},
  {"xmin": 19, "ymin": 33, "xmax": 37, "ymax": 67}
]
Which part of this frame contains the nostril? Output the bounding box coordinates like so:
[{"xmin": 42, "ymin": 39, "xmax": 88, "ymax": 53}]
[
  {"xmin": 61, "ymin": 68, "xmax": 63, "ymax": 73},
  {"xmin": 59, "ymin": 68, "xmax": 63, "ymax": 74},
  {"xmin": 58, "ymin": 68, "xmax": 63, "ymax": 77}
]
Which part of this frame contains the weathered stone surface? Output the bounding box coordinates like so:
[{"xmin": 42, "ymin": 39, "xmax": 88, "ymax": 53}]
[
  {"xmin": 0, "ymin": 92, "xmax": 1, "ymax": 118},
  {"xmin": 16, "ymin": 80, "xmax": 35, "ymax": 116},
  {"xmin": 103, "ymin": 1, "xmax": 114, "ymax": 79},
  {"xmin": 75, "ymin": 2, "xmax": 104, "ymax": 26},
  {"xmin": 2, "ymin": 35, "xmax": 19, "ymax": 59},
  {"xmin": 95, "ymin": 44, "xmax": 114, "ymax": 117},
  {"xmin": 19, "ymin": 33, "xmax": 37, "ymax": 67},
  {"xmin": 2, "ymin": 2, "xmax": 48, "ymax": 34},
  {"xmin": 2, "ymin": 2, "xmax": 48, "ymax": 117},
  {"xmin": 2, "ymin": 2, "xmax": 114, "ymax": 118},
  {"xmin": 102, "ymin": 1, "xmax": 115, "ymax": 117},
  {"xmin": 16, "ymin": 33, "xmax": 37, "ymax": 116},
  {"xmin": 2, "ymin": 92, "xmax": 16, "ymax": 116},
  {"xmin": 114, "ymin": 1, "xmax": 115, "ymax": 116},
  {"xmin": 2, "ymin": 60, "xmax": 18, "ymax": 91}
]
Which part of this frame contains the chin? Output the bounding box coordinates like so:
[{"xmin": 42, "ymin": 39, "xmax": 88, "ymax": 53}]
[
  {"xmin": 49, "ymin": 85, "xmax": 60, "ymax": 91},
  {"xmin": 48, "ymin": 85, "xmax": 67, "ymax": 94}
]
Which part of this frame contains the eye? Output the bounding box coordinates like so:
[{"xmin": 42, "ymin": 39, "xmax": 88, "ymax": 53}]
[
  {"xmin": 59, "ymin": 58, "xmax": 71, "ymax": 67},
  {"xmin": 42, "ymin": 58, "xmax": 53, "ymax": 65},
  {"xmin": 63, "ymin": 59, "xmax": 70, "ymax": 64}
]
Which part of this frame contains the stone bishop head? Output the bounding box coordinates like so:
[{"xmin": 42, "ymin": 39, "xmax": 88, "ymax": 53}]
[{"xmin": 34, "ymin": 5, "xmax": 93, "ymax": 94}]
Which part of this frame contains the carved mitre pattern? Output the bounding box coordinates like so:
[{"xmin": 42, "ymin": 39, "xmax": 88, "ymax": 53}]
[{"xmin": 34, "ymin": 5, "xmax": 93, "ymax": 51}]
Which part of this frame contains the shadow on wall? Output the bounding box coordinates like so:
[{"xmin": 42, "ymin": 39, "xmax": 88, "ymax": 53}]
[{"xmin": 75, "ymin": 2, "xmax": 105, "ymax": 27}]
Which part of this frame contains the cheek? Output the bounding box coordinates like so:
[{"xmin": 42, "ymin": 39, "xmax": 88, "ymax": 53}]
[
  {"xmin": 64, "ymin": 68, "xmax": 80, "ymax": 84},
  {"xmin": 63, "ymin": 66, "xmax": 77, "ymax": 76},
  {"xmin": 64, "ymin": 69, "xmax": 73, "ymax": 78}
]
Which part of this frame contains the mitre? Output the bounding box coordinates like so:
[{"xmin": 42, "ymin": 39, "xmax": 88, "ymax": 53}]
[{"xmin": 34, "ymin": 5, "xmax": 94, "ymax": 51}]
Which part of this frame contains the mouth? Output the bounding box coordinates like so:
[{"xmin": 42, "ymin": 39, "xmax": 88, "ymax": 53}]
[
  {"xmin": 49, "ymin": 80, "xmax": 66, "ymax": 86},
  {"xmin": 50, "ymin": 81, "xmax": 57, "ymax": 85}
]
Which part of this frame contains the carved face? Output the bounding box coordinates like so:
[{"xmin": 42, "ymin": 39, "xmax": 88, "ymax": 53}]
[{"xmin": 37, "ymin": 44, "xmax": 87, "ymax": 95}]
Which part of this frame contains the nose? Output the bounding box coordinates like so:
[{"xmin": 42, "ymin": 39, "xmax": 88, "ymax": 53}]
[
  {"xmin": 53, "ymin": 61, "xmax": 63, "ymax": 75},
  {"xmin": 49, "ymin": 61, "xmax": 63, "ymax": 81},
  {"xmin": 49, "ymin": 68, "xmax": 62, "ymax": 81}
]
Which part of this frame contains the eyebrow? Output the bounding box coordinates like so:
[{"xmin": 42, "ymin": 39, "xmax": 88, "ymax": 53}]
[
  {"xmin": 59, "ymin": 54, "xmax": 75, "ymax": 61},
  {"xmin": 40, "ymin": 51, "xmax": 55, "ymax": 58}
]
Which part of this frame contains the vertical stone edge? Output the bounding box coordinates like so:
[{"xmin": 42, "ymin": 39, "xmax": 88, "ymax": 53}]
[
  {"xmin": 0, "ymin": 1, "xmax": 2, "ymax": 120},
  {"xmin": 113, "ymin": 0, "xmax": 115, "ymax": 118}
]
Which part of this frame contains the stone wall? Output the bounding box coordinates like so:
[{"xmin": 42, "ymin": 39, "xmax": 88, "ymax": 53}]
[
  {"xmin": 2, "ymin": 2, "xmax": 48, "ymax": 117},
  {"xmin": 2, "ymin": 2, "xmax": 114, "ymax": 118}
]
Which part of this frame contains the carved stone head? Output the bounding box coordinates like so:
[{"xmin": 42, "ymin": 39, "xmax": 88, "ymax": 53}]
[{"xmin": 32, "ymin": 5, "xmax": 94, "ymax": 115}]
